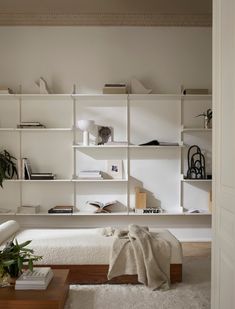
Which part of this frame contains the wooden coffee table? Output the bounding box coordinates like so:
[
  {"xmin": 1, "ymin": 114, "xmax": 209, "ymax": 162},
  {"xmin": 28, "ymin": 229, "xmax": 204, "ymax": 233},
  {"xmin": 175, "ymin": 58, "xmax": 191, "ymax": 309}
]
[{"xmin": 0, "ymin": 269, "xmax": 69, "ymax": 309}]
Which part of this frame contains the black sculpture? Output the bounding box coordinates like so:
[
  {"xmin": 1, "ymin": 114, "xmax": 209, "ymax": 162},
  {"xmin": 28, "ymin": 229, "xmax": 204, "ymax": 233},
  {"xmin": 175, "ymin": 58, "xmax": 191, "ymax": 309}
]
[{"xmin": 187, "ymin": 145, "xmax": 206, "ymax": 179}]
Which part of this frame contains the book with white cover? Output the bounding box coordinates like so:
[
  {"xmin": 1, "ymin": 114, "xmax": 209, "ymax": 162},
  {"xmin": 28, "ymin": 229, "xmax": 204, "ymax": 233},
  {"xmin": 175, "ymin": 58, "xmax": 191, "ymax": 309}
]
[{"xmin": 15, "ymin": 268, "xmax": 53, "ymax": 290}]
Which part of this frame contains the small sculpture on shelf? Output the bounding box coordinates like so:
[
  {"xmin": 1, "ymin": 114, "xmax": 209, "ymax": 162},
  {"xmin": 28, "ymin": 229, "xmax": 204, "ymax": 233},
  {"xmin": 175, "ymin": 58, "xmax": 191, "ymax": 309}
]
[
  {"xmin": 186, "ymin": 145, "xmax": 206, "ymax": 179},
  {"xmin": 35, "ymin": 77, "xmax": 52, "ymax": 94},
  {"xmin": 195, "ymin": 108, "xmax": 212, "ymax": 129},
  {"xmin": 98, "ymin": 126, "xmax": 112, "ymax": 145}
]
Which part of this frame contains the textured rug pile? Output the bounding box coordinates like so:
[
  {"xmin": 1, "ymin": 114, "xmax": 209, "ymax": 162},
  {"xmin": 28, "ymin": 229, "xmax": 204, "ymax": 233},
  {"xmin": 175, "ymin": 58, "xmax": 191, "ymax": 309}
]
[{"xmin": 65, "ymin": 256, "xmax": 210, "ymax": 309}]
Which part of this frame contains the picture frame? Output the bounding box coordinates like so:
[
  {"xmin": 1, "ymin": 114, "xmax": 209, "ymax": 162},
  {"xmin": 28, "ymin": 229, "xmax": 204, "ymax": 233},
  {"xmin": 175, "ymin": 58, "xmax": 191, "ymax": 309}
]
[{"xmin": 107, "ymin": 160, "xmax": 123, "ymax": 179}]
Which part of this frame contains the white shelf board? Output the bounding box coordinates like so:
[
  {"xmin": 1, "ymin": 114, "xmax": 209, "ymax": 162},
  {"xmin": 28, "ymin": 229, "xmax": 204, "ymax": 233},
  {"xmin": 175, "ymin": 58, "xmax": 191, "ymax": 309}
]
[
  {"xmin": 73, "ymin": 179, "xmax": 128, "ymax": 182},
  {"xmin": 181, "ymin": 177, "xmax": 212, "ymax": 182},
  {"xmin": 129, "ymin": 94, "xmax": 181, "ymax": 100},
  {"xmin": 5, "ymin": 179, "xmax": 72, "ymax": 183},
  {"xmin": 182, "ymin": 127, "xmax": 212, "ymax": 132},
  {"xmin": 0, "ymin": 94, "xmax": 17, "ymax": 99},
  {"xmin": 129, "ymin": 212, "xmax": 211, "ymax": 216},
  {"xmin": 72, "ymin": 94, "xmax": 127, "ymax": 100},
  {"xmin": 15, "ymin": 94, "xmax": 72, "ymax": 99},
  {"xmin": 73, "ymin": 144, "xmax": 128, "ymax": 148},
  {"xmin": 0, "ymin": 128, "xmax": 72, "ymax": 132},
  {"xmin": 72, "ymin": 211, "xmax": 128, "ymax": 216},
  {"xmin": 0, "ymin": 212, "xmax": 16, "ymax": 215},
  {"xmin": 181, "ymin": 94, "xmax": 212, "ymax": 100},
  {"xmin": 129, "ymin": 145, "xmax": 184, "ymax": 149}
]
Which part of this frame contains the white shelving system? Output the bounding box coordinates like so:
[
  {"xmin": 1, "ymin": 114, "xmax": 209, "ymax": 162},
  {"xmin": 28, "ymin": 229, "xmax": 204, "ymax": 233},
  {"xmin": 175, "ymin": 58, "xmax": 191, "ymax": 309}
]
[{"xmin": 0, "ymin": 92, "xmax": 212, "ymax": 218}]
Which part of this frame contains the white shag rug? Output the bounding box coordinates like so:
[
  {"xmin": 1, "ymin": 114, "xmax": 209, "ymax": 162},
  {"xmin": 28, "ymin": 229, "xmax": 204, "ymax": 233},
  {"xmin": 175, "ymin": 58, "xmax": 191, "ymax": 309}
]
[{"xmin": 65, "ymin": 256, "xmax": 210, "ymax": 309}]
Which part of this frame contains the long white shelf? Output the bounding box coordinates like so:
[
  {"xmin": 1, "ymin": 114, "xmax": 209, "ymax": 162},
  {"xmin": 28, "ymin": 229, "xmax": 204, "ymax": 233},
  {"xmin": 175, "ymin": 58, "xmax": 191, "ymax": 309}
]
[
  {"xmin": 0, "ymin": 128, "xmax": 72, "ymax": 132},
  {"xmin": 182, "ymin": 127, "xmax": 212, "ymax": 132},
  {"xmin": 180, "ymin": 175, "xmax": 212, "ymax": 182},
  {"xmin": 5, "ymin": 179, "xmax": 72, "ymax": 183},
  {"xmin": 73, "ymin": 144, "xmax": 128, "ymax": 148},
  {"xmin": 5, "ymin": 179, "xmax": 128, "ymax": 183},
  {"xmin": 73, "ymin": 179, "xmax": 128, "ymax": 182},
  {"xmin": 0, "ymin": 93, "xmax": 212, "ymax": 101},
  {"xmin": 0, "ymin": 211, "xmax": 211, "ymax": 216},
  {"xmin": 73, "ymin": 144, "xmax": 183, "ymax": 149}
]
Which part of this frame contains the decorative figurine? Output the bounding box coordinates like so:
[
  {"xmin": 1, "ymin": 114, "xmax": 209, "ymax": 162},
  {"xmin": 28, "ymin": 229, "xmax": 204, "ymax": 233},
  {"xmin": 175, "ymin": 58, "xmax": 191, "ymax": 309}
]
[
  {"xmin": 187, "ymin": 145, "xmax": 206, "ymax": 179},
  {"xmin": 35, "ymin": 77, "xmax": 52, "ymax": 94},
  {"xmin": 98, "ymin": 126, "xmax": 112, "ymax": 145},
  {"xmin": 196, "ymin": 108, "xmax": 212, "ymax": 129}
]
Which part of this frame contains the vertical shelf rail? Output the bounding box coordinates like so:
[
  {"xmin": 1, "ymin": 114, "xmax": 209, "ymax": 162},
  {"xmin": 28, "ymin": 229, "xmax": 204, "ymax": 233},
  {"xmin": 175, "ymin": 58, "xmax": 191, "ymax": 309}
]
[
  {"xmin": 72, "ymin": 85, "xmax": 77, "ymax": 211},
  {"xmin": 127, "ymin": 94, "xmax": 130, "ymax": 214},
  {"xmin": 19, "ymin": 85, "xmax": 23, "ymax": 208},
  {"xmin": 180, "ymin": 87, "xmax": 184, "ymax": 210}
]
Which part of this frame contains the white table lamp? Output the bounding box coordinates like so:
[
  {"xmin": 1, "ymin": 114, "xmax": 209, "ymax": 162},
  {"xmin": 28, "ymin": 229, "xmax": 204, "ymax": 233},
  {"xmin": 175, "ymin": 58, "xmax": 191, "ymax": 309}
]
[{"xmin": 77, "ymin": 120, "xmax": 95, "ymax": 146}]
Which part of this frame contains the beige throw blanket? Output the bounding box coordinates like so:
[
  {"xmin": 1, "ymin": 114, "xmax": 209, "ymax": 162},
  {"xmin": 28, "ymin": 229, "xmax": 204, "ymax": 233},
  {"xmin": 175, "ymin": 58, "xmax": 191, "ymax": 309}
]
[{"xmin": 107, "ymin": 225, "xmax": 171, "ymax": 290}]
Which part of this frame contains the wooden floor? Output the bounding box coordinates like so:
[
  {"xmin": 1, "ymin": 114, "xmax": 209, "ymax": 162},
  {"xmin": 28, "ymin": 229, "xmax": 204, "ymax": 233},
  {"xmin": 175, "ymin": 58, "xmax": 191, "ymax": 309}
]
[{"xmin": 181, "ymin": 242, "xmax": 211, "ymax": 257}]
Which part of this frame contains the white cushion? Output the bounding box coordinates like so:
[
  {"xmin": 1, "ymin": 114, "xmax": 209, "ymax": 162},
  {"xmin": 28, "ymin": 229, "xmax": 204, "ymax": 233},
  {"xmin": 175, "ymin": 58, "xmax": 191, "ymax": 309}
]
[
  {"xmin": 5, "ymin": 228, "xmax": 182, "ymax": 265},
  {"xmin": 0, "ymin": 220, "xmax": 20, "ymax": 245}
]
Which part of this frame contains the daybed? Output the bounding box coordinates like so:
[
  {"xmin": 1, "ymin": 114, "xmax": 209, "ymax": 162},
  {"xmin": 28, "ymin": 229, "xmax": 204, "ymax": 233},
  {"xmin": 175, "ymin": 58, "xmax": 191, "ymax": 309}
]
[{"xmin": 0, "ymin": 220, "xmax": 183, "ymax": 284}]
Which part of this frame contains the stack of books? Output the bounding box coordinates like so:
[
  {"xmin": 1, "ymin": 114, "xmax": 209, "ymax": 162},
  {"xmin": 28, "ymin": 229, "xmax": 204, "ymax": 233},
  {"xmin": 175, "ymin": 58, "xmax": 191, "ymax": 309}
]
[
  {"xmin": 15, "ymin": 267, "xmax": 53, "ymax": 290},
  {"xmin": 48, "ymin": 205, "xmax": 74, "ymax": 214},
  {"xmin": 30, "ymin": 173, "xmax": 56, "ymax": 180},
  {"xmin": 0, "ymin": 87, "xmax": 14, "ymax": 94},
  {"xmin": 103, "ymin": 84, "xmax": 127, "ymax": 94},
  {"xmin": 182, "ymin": 88, "xmax": 209, "ymax": 95},
  {"xmin": 78, "ymin": 170, "xmax": 103, "ymax": 180},
  {"xmin": 17, "ymin": 158, "xmax": 55, "ymax": 180},
  {"xmin": 17, "ymin": 121, "xmax": 45, "ymax": 129}
]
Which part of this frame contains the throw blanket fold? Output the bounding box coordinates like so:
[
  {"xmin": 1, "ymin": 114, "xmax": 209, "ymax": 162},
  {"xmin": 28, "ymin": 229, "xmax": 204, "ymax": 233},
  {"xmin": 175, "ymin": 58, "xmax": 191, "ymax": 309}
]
[{"xmin": 107, "ymin": 225, "xmax": 171, "ymax": 290}]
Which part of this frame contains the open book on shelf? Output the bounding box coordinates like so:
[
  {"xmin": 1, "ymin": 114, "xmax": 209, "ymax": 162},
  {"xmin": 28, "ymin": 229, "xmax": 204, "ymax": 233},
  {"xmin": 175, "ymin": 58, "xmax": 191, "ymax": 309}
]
[{"xmin": 86, "ymin": 200, "xmax": 117, "ymax": 213}]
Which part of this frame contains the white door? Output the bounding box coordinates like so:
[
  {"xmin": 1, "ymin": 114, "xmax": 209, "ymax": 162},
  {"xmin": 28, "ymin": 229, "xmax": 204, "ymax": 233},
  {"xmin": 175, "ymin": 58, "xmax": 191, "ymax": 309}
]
[{"xmin": 212, "ymin": 0, "xmax": 235, "ymax": 308}]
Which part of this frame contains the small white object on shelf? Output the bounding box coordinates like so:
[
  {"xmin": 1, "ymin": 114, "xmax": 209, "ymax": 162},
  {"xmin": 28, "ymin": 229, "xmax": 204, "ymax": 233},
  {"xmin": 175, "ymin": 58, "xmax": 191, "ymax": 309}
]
[
  {"xmin": 35, "ymin": 77, "xmax": 52, "ymax": 94},
  {"xmin": 77, "ymin": 120, "xmax": 95, "ymax": 146},
  {"xmin": 130, "ymin": 78, "xmax": 152, "ymax": 94},
  {"xmin": 17, "ymin": 205, "xmax": 40, "ymax": 214}
]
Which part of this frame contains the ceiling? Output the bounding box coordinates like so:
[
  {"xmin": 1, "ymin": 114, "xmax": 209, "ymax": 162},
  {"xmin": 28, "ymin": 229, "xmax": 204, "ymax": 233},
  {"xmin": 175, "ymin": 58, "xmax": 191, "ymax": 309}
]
[{"xmin": 0, "ymin": 0, "xmax": 212, "ymax": 26}]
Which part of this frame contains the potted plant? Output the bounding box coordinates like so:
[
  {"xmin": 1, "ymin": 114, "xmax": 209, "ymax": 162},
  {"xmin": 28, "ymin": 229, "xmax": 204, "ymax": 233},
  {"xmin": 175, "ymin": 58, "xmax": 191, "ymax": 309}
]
[
  {"xmin": 0, "ymin": 149, "xmax": 18, "ymax": 187},
  {"xmin": 0, "ymin": 239, "xmax": 42, "ymax": 285}
]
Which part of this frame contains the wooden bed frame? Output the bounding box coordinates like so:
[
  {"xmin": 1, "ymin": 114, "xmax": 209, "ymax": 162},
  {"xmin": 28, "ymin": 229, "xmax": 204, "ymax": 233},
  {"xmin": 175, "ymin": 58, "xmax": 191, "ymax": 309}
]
[{"xmin": 40, "ymin": 264, "xmax": 182, "ymax": 284}]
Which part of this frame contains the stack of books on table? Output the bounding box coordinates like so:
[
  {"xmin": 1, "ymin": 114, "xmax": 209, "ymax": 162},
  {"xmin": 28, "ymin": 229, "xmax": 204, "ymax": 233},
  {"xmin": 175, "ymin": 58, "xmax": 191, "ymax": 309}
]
[
  {"xmin": 15, "ymin": 267, "xmax": 53, "ymax": 290},
  {"xmin": 78, "ymin": 170, "xmax": 103, "ymax": 180},
  {"xmin": 48, "ymin": 205, "xmax": 74, "ymax": 214},
  {"xmin": 17, "ymin": 121, "xmax": 45, "ymax": 129}
]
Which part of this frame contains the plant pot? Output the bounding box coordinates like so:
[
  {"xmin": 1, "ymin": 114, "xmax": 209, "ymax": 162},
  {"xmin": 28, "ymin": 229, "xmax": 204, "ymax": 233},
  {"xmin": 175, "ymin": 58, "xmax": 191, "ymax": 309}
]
[{"xmin": 7, "ymin": 276, "xmax": 17, "ymax": 285}]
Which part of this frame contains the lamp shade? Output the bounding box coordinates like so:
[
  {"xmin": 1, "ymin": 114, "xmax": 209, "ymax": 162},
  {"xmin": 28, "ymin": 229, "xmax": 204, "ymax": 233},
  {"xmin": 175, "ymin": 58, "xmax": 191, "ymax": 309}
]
[{"xmin": 77, "ymin": 120, "xmax": 95, "ymax": 132}]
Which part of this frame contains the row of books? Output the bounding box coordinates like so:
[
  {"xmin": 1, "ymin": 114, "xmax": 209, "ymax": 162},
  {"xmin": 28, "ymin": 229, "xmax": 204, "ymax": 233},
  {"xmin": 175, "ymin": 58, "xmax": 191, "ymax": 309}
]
[
  {"xmin": 48, "ymin": 205, "xmax": 74, "ymax": 214},
  {"xmin": 17, "ymin": 121, "xmax": 45, "ymax": 129},
  {"xmin": 78, "ymin": 170, "xmax": 103, "ymax": 179},
  {"xmin": 18, "ymin": 158, "xmax": 55, "ymax": 180},
  {"xmin": 15, "ymin": 267, "xmax": 53, "ymax": 290},
  {"xmin": 103, "ymin": 83, "xmax": 127, "ymax": 94}
]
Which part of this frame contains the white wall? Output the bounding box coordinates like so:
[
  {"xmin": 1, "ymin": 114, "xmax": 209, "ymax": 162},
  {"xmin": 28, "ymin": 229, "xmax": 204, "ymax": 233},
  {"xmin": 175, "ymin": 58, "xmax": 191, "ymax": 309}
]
[
  {"xmin": 0, "ymin": 26, "xmax": 212, "ymax": 241},
  {"xmin": 0, "ymin": 27, "xmax": 211, "ymax": 93}
]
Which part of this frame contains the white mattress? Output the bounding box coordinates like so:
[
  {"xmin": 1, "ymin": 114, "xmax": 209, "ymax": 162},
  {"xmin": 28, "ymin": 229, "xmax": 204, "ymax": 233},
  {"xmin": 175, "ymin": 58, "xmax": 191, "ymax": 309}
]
[{"xmin": 3, "ymin": 228, "xmax": 182, "ymax": 265}]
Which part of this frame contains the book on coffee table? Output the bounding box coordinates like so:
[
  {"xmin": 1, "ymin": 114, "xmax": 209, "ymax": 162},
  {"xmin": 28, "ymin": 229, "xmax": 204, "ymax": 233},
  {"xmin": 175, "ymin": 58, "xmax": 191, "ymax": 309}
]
[{"xmin": 15, "ymin": 267, "xmax": 54, "ymax": 290}]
